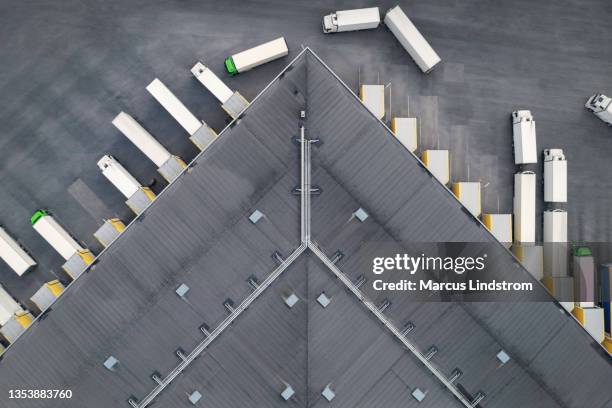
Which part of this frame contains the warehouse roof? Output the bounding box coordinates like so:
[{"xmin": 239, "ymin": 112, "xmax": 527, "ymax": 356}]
[{"xmin": 0, "ymin": 49, "xmax": 609, "ymax": 408}]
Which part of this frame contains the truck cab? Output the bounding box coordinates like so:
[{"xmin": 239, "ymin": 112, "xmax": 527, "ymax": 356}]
[
  {"xmin": 585, "ymin": 93, "xmax": 612, "ymax": 126},
  {"xmin": 323, "ymin": 14, "xmax": 338, "ymax": 33},
  {"xmin": 512, "ymin": 110, "xmax": 537, "ymax": 164},
  {"xmin": 543, "ymin": 149, "xmax": 567, "ymax": 203},
  {"xmin": 322, "ymin": 8, "xmax": 380, "ymax": 34}
]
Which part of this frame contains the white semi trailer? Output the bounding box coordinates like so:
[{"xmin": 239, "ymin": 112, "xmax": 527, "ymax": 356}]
[
  {"xmin": 31, "ymin": 210, "xmax": 94, "ymax": 279},
  {"xmin": 543, "ymin": 149, "xmax": 567, "ymax": 203},
  {"xmin": 146, "ymin": 78, "xmax": 218, "ymax": 151},
  {"xmin": 543, "ymin": 209, "xmax": 568, "ymax": 277},
  {"xmin": 543, "ymin": 210, "xmax": 568, "ymax": 243},
  {"xmin": 224, "ymin": 37, "xmax": 289, "ymax": 75},
  {"xmin": 513, "ymin": 171, "xmax": 536, "ymax": 243},
  {"xmin": 384, "ymin": 5, "xmax": 441, "ymax": 73},
  {"xmin": 322, "ymin": 7, "xmax": 380, "ymax": 33},
  {"xmin": 112, "ymin": 112, "xmax": 186, "ymax": 182},
  {"xmin": 585, "ymin": 93, "xmax": 612, "ymax": 126},
  {"xmin": 512, "ymin": 110, "xmax": 537, "ymax": 165},
  {"xmin": 191, "ymin": 62, "xmax": 249, "ymax": 119},
  {"xmin": 0, "ymin": 226, "xmax": 36, "ymax": 276},
  {"xmin": 97, "ymin": 155, "xmax": 156, "ymax": 214}
]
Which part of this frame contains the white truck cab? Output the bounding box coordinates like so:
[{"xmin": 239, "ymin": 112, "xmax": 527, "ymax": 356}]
[
  {"xmin": 585, "ymin": 93, "xmax": 612, "ymax": 126},
  {"xmin": 323, "ymin": 7, "xmax": 380, "ymax": 33},
  {"xmin": 512, "ymin": 110, "xmax": 537, "ymax": 164},
  {"xmin": 543, "ymin": 149, "xmax": 567, "ymax": 203}
]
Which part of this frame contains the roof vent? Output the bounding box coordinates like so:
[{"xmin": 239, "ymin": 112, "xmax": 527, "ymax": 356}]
[
  {"xmin": 176, "ymin": 348, "xmax": 187, "ymax": 361},
  {"xmin": 176, "ymin": 283, "xmax": 190, "ymax": 297},
  {"xmin": 200, "ymin": 323, "xmax": 210, "ymax": 336},
  {"xmin": 496, "ymin": 349, "xmax": 510, "ymax": 364},
  {"xmin": 354, "ymin": 275, "xmax": 367, "ymax": 288},
  {"xmin": 424, "ymin": 346, "xmax": 438, "ymax": 360},
  {"xmin": 321, "ymin": 384, "xmax": 336, "ymax": 402},
  {"xmin": 249, "ymin": 210, "xmax": 264, "ymax": 224},
  {"xmin": 377, "ymin": 298, "xmax": 391, "ymax": 312},
  {"xmin": 330, "ymin": 250, "xmax": 344, "ymax": 264},
  {"xmin": 247, "ymin": 275, "xmax": 259, "ymax": 290},
  {"xmin": 401, "ymin": 321, "xmax": 415, "ymax": 336},
  {"xmin": 103, "ymin": 355, "xmax": 119, "ymax": 371},
  {"xmin": 317, "ymin": 292, "xmax": 331, "ymax": 308},
  {"xmin": 151, "ymin": 371, "xmax": 162, "ymax": 385},
  {"xmin": 272, "ymin": 251, "xmax": 285, "ymax": 265},
  {"xmin": 412, "ymin": 388, "xmax": 426, "ymax": 402},
  {"xmin": 188, "ymin": 390, "xmax": 202, "ymax": 405},
  {"xmin": 223, "ymin": 298, "xmax": 235, "ymax": 313},
  {"xmin": 284, "ymin": 293, "xmax": 299, "ymax": 308},
  {"xmin": 472, "ymin": 391, "xmax": 486, "ymax": 406},
  {"xmin": 354, "ymin": 208, "xmax": 369, "ymax": 222},
  {"xmin": 449, "ymin": 368, "xmax": 462, "ymax": 383},
  {"xmin": 281, "ymin": 384, "xmax": 295, "ymax": 401}
]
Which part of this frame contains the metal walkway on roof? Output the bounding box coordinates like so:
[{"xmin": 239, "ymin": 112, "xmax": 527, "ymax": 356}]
[{"xmin": 132, "ymin": 119, "xmax": 479, "ymax": 408}]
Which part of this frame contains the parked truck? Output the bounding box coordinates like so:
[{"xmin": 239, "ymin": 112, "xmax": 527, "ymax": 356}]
[
  {"xmin": 599, "ymin": 264, "xmax": 611, "ymax": 336},
  {"xmin": 585, "ymin": 93, "xmax": 612, "ymax": 126},
  {"xmin": 31, "ymin": 210, "xmax": 84, "ymax": 260},
  {"xmin": 146, "ymin": 78, "xmax": 218, "ymax": 151},
  {"xmin": 97, "ymin": 155, "xmax": 155, "ymax": 214},
  {"xmin": 191, "ymin": 62, "xmax": 249, "ymax": 119},
  {"xmin": 384, "ymin": 5, "xmax": 441, "ymax": 73},
  {"xmin": 112, "ymin": 112, "xmax": 186, "ymax": 182},
  {"xmin": 97, "ymin": 155, "xmax": 143, "ymax": 199},
  {"xmin": 31, "ymin": 210, "xmax": 94, "ymax": 279},
  {"xmin": 0, "ymin": 226, "xmax": 36, "ymax": 276},
  {"xmin": 543, "ymin": 209, "xmax": 568, "ymax": 277},
  {"xmin": 513, "ymin": 171, "xmax": 536, "ymax": 243},
  {"xmin": 543, "ymin": 149, "xmax": 567, "ymax": 203},
  {"xmin": 574, "ymin": 247, "xmax": 595, "ymax": 308},
  {"xmin": 512, "ymin": 110, "xmax": 537, "ymax": 164},
  {"xmin": 322, "ymin": 7, "xmax": 380, "ymax": 33},
  {"xmin": 225, "ymin": 37, "xmax": 289, "ymax": 75},
  {"xmin": 146, "ymin": 78, "xmax": 202, "ymax": 136}
]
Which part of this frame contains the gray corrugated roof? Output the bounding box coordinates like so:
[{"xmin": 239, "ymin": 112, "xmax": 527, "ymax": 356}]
[{"xmin": 0, "ymin": 49, "xmax": 609, "ymax": 408}]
